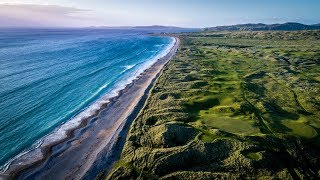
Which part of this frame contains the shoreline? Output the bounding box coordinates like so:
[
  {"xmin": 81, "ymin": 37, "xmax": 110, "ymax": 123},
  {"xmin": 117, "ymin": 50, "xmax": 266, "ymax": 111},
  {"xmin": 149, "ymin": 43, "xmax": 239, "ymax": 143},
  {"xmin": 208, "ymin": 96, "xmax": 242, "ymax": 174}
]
[{"xmin": 0, "ymin": 36, "xmax": 180, "ymax": 180}]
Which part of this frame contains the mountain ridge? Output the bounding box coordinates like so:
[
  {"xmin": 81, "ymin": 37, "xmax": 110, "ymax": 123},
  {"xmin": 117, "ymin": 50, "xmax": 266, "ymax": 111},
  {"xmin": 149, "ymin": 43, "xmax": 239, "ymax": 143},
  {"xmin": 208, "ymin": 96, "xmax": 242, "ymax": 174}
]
[{"xmin": 204, "ymin": 22, "xmax": 320, "ymax": 31}]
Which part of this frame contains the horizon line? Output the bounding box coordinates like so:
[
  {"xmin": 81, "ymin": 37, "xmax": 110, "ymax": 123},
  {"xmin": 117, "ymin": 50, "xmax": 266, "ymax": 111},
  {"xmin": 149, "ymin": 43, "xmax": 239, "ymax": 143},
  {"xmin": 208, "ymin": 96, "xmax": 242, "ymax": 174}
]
[{"xmin": 0, "ymin": 21, "xmax": 319, "ymax": 29}]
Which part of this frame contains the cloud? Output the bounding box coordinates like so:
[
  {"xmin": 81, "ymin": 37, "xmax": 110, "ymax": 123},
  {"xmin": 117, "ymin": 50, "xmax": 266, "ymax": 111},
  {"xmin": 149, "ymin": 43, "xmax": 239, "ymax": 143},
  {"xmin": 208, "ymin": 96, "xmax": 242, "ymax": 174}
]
[{"xmin": 0, "ymin": 4, "xmax": 101, "ymax": 27}]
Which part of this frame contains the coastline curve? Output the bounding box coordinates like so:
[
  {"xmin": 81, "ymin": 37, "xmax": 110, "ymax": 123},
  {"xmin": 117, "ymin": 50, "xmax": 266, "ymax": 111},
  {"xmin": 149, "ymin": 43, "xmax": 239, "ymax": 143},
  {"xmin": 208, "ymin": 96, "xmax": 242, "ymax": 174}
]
[{"xmin": 0, "ymin": 36, "xmax": 179, "ymax": 180}]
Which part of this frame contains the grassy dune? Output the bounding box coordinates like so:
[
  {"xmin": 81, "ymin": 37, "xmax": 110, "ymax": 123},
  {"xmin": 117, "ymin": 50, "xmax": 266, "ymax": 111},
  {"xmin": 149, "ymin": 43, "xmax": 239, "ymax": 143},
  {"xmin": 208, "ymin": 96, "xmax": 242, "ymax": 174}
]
[{"xmin": 105, "ymin": 31, "xmax": 320, "ymax": 179}]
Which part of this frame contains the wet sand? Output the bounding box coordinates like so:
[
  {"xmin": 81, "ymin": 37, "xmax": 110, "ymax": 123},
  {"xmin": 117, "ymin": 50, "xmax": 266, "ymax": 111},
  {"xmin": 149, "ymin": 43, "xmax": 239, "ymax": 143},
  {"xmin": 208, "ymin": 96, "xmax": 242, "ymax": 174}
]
[{"xmin": 0, "ymin": 36, "xmax": 179, "ymax": 180}]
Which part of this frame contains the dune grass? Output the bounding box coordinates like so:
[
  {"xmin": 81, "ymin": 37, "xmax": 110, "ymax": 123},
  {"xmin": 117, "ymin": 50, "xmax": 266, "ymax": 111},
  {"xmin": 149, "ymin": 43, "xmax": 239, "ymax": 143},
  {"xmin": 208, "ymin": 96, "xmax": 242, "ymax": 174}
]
[{"xmin": 106, "ymin": 31, "xmax": 320, "ymax": 179}]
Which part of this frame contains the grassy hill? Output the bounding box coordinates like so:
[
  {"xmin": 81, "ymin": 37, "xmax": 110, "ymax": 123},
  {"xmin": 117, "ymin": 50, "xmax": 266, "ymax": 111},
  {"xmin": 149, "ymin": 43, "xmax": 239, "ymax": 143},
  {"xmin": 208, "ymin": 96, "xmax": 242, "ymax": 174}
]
[
  {"xmin": 204, "ymin": 22, "xmax": 320, "ymax": 31},
  {"xmin": 104, "ymin": 30, "xmax": 320, "ymax": 179}
]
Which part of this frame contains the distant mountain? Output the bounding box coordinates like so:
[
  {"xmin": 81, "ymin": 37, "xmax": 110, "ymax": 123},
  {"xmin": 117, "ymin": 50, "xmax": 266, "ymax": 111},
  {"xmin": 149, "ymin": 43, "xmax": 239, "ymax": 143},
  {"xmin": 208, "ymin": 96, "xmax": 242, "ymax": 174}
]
[
  {"xmin": 88, "ymin": 25, "xmax": 199, "ymax": 33},
  {"xmin": 132, "ymin": 25, "xmax": 185, "ymax": 29},
  {"xmin": 85, "ymin": 25, "xmax": 199, "ymax": 35},
  {"xmin": 89, "ymin": 25, "xmax": 195, "ymax": 30},
  {"xmin": 204, "ymin": 22, "xmax": 320, "ymax": 31}
]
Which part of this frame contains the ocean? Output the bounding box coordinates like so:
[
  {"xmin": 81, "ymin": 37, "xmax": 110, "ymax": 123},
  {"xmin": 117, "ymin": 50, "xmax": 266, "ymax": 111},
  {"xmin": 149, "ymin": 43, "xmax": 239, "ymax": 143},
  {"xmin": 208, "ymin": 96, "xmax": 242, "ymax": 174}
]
[{"xmin": 0, "ymin": 28, "xmax": 175, "ymax": 169}]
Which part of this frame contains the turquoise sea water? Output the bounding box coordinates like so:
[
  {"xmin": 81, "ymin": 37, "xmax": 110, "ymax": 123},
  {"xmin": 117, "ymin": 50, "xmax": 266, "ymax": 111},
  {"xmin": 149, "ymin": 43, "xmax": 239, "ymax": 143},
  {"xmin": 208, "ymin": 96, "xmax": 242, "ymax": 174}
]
[{"xmin": 0, "ymin": 28, "xmax": 175, "ymax": 168}]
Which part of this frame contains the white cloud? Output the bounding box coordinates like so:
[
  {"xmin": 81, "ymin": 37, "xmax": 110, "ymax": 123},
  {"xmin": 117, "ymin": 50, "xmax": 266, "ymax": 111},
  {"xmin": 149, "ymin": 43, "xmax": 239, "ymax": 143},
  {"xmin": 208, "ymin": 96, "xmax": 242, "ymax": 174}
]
[{"xmin": 0, "ymin": 4, "xmax": 102, "ymax": 27}]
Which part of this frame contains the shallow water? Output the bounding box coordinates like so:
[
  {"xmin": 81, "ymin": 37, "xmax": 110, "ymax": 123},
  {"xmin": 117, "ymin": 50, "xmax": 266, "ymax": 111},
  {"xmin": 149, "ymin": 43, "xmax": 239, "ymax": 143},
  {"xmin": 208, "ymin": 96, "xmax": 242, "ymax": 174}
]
[{"xmin": 0, "ymin": 28, "xmax": 174, "ymax": 167}]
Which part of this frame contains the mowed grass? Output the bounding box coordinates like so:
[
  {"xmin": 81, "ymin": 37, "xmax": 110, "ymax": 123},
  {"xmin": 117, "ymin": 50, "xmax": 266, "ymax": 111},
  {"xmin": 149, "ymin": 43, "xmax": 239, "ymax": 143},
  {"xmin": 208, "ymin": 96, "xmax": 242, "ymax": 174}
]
[
  {"xmin": 244, "ymin": 152, "xmax": 262, "ymax": 161},
  {"xmin": 282, "ymin": 120, "xmax": 318, "ymax": 138},
  {"xmin": 196, "ymin": 113, "xmax": 260, "ymax": 135}
]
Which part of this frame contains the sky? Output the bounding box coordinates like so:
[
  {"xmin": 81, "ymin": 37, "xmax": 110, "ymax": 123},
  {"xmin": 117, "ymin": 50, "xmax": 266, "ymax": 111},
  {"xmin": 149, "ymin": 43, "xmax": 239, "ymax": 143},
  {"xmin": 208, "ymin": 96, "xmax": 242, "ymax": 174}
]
[{"xmin": 0, "ymin": 0, "xmax": 319, "ymax": 28}]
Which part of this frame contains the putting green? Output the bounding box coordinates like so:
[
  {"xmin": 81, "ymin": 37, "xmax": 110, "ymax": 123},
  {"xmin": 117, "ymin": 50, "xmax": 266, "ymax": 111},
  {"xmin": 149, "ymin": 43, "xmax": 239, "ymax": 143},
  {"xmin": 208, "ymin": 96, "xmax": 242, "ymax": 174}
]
[
  {"xmin": 282, "ymin": 120, "xmax": 318, "ymax": 138},
  {"xmin": 197, "ymin": 110, "xmax": 261, "ymax": 135}
]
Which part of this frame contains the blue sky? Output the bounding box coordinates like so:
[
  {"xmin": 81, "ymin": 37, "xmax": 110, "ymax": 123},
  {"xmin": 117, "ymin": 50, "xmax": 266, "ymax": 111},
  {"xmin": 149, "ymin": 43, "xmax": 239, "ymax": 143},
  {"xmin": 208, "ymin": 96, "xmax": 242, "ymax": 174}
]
[{"xmin": 0, "ymin": 0, "xmax": 319, "ymax": 27}]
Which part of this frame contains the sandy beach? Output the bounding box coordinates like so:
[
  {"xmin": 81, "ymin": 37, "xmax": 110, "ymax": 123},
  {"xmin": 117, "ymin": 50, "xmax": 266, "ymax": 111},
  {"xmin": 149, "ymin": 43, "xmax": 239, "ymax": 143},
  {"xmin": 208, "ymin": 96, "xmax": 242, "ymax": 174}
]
[{"xmin": 0, "ymin": 36, "xmax": 179, "ymax": 180}]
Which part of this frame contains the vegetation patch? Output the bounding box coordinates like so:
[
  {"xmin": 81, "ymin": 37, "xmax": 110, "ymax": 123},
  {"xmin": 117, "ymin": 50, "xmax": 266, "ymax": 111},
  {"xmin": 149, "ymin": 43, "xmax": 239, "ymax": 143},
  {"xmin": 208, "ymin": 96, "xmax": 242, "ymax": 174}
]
[
  {"xmin": 195, "ymin": 113, "xmax": 260, "ymax": 135},
  {"xmin": 243, "ymin": 151, "xmax": 262, "ymax": 161},
  {"xmin": 106, "ymin": 30, "xmax": 320, "ymax": 179},
  {"xmin": 282, "ymin": 120, "xmax": 318, "ymax": 138}
]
